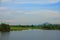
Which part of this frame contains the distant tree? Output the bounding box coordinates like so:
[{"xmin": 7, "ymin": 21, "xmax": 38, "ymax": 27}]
[{"xmin": 0, "ymin": 23, "xmax": 10, "ymax": 32}]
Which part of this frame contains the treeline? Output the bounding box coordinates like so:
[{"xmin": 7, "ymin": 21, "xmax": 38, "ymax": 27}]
[
  {"xmin": 0, "ymin": 23, "xmax": 60, "ymax": 31},
  {"xmin": 10, "ymin": 23, "xmax": 60, "ymax": 30},
  {"xmin": 38, "ymin": 24, "xmax": 60, "ymax": 30}
]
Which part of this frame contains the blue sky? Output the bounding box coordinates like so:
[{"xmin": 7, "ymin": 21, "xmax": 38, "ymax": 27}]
[{"xmin": 0, "ymin": 0, "xmax": 60, "ymax": 25}]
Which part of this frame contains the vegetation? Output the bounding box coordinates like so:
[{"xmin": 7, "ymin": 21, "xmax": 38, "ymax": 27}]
[
  {"xmin": 0, "ymin": 23, "xmax": 10, "ymax": 32},
  {"xmin": 10, "ymin": 23, "xmax": 60, "ymax": 30},
  {"xmin": 0, "ymin": 23, "xmax": 60, "ymax": 31}
]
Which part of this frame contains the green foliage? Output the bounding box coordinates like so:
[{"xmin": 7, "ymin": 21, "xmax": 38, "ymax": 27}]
[
  {"xmin": 0, "ymin": 23, "xmax": 10, "ymax": 32},
  {"xmin": 40, "ymin": 24, "xmax": 60, "ymax": 30},
  {"xmin": 10, "ymin": 24, "xmax": 60, "ymax": 30},
  {"xmin": 0, "ymin": 23, "xmax": 60, "ymax": 31}
]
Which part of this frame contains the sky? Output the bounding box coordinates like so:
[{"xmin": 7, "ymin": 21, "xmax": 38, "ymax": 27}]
[{"xmin": 0, "ymin": 0, "xmax": 60, "ymax": 25}]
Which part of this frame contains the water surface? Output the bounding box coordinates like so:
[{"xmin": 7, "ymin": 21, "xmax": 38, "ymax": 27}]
[{"xmin": 0, "ymin": 30, "xmax": 60, "ymax": 40}]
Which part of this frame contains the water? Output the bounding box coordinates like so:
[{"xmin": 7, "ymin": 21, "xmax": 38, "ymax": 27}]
[{"xmin": 0, "ymin": 30, "xmax": 60, "ymax": 40}]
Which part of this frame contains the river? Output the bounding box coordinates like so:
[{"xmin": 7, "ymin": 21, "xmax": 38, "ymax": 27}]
[{"xmin": 0, "ymin": 29, "xmax": 60, "ymax": 40}]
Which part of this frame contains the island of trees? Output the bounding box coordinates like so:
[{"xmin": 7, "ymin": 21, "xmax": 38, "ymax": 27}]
[{"xmin": 0, "ymin": 23, "xmax": 60, "ymax": 32}]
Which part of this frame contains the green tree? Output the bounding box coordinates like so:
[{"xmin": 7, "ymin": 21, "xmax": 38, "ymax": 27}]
[{"xmin": 0, "ymin": 23, "xmax": 10, "ymax": 32}]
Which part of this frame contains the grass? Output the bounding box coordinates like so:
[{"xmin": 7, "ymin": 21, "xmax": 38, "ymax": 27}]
[
  {"xmin": 10, "ymin": 27, "xmax": 32, "ymax": 31},
  {"xmin": 10, "ymin": 27, "xmax": 45, "ymax": 31},
  {"xmin": 10, "ymin": 27, "xmax": 60, "ymax": 31}
]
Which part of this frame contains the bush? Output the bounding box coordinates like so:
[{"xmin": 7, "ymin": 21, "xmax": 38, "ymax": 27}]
[{"xmin": 0, "ymin": 23, "xmax": 10, "ymax": 32}]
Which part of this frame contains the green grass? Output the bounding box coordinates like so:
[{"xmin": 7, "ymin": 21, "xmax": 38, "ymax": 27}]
[
  {"xmin": 10, "ymin": 27, "xmax": 32, "ymax": 31},
  {"xmin": 10, "ymin": 27, "xmax": 44, "ymax": 31}
]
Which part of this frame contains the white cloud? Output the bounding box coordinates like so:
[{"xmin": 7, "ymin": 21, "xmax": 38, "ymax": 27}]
[
  {"xmin": 24, "ymin": 10, "xmax": 60, "ymax": 24},
  {"xmin": 0, "ymin": 7, "xmax": 24, "ymax": 16},
  {"xmin": 25, "ymin": 10, "xmax": 60, "ymax": 17},
  {"xmin": 15, "ymin": 0, "xmax": 60, "ymax": 4},
  {"xmin": 0, "ymin": 7, "xmax": 12, "ymax": 16},
  {"xmin": 0, "ymin": 7, "xmax": 60, "ymax": 25},
  {"xmin": 0, "ymin": 0, "xmax": 60, "ymax": 4},
  {"xmin": 0, "ymin": 0, "xmax": 12, "ymax": 2}
]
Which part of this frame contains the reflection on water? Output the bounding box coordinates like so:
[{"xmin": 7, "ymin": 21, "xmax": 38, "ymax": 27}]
[
  {"xmin": 0, "ymin": 30, "xmax": 60, "ymax": 40},
  {"xmin": 0, "ymin": 32, "xmax": 10, "ymax": 40},
  {"xmin": 0, "ymin": 32, "xmax": 1, "ymax": 40}
]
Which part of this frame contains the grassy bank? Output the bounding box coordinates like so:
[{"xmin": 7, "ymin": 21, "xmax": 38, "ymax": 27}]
[
  {"xmin": 10, "ymin": 27, "xmax": 32, "ymax": 31},
  {"xmin": 10, "ymin": 26, "xmax": 60, "ymax": 31}
]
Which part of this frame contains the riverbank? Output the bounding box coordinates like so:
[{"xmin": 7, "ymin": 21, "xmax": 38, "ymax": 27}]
[
  {"xmin": 10, "ymin": 27, "xmax": 60, "ymax": 31},
  {"xmin": 0, "ymin": 27, "xmax": 60, "ymax": 32},
  {"xmin": 0, "ymin": 23, "xmax": 60, "ymax": 32},
  {"xmin": 10, "ymin": 27, "xmax": 31, "ymax": 31}
]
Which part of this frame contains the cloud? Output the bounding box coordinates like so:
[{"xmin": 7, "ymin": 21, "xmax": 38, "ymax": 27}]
[
  {"xmin": 0, "ymin": 7, "xmax": 60, "ymax": 25},
  {"xmin": 24, "ymin": 10, "xmax": 60, "ymax": 24},
  {"xmin": 0, "ymin": 0, "xmax": 13, "ymax": 2},
  {"xmin": 0, "ymin": 0, "xmax": 60, "ymax": 4},
  {"xmin": 25, "ymin": 10, "xmax": 60, "ymax": 18},
  {"xmin": 0, "ymin": 7, "xmax": 24, "ymax": 16},
  {"xmin": 15, "ymin": 0, "xmax": 60, "ymax": 4}
]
